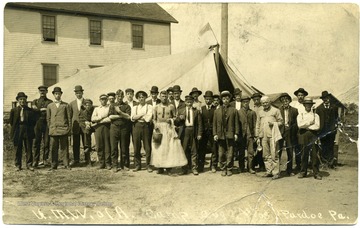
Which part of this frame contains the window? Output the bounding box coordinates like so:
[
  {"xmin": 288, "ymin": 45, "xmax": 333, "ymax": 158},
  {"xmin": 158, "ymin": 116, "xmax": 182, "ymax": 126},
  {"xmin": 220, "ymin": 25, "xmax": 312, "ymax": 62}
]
[
  {"xmin": 42, "ymin": 15, "xmax": 56, "ymax": 42},
  {"xmin": 132, "ymin": 24, "xmax": 143, "ymax": 49},
  {"xmin": 90, "ymin": 20, "xmax": 102, "ymax": 45},
  {"xmin": 42, "ymin": 64, "xmax": 58, "ymax": 87}
]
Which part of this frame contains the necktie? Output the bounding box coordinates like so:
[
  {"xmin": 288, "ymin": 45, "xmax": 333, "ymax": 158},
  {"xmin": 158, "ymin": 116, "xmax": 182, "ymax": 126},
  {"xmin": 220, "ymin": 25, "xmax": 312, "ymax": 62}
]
[
  {"xmin": 20, "ymin": 107, "xmax": 24, "ymax": 122},
  {"xmin": 162, "ymin": 107, "xmax": 165, "ymax": 118},
  {"xmin": 187, "ymin": 108, "xmax": 190, "ymax": 123}
]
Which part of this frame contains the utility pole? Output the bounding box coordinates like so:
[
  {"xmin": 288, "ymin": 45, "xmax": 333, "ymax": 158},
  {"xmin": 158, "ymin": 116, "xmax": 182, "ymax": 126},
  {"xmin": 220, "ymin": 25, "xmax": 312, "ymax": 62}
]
[{"xmin": 221, "ymin": 3, "xmax": 228, "ymax": 64}]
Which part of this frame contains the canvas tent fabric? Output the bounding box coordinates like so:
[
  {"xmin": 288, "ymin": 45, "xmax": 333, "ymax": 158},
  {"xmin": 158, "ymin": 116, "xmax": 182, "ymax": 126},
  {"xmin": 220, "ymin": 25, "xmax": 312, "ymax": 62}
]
[{"xmin": 27, "ymin": 46, "xmax": 257, "ymax": 105}]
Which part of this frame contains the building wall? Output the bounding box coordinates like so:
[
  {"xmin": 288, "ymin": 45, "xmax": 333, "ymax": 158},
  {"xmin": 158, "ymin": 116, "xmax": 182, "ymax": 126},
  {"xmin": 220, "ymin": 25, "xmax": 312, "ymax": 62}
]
[{"xmin": 4, "ymin": 8, "xmax": 171, "ymax": 110}]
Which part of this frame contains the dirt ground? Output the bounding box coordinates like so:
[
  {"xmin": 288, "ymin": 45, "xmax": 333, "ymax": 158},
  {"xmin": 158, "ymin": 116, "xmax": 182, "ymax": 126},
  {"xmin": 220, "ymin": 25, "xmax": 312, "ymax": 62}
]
[{"xmin": 2, "ymin": 126, "xmax": 358, "ymax": 225}]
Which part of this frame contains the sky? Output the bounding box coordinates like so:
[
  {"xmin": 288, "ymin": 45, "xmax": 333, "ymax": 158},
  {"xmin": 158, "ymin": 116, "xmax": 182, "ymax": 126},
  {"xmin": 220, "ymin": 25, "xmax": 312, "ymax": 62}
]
[{"xmin": 160, "ymin": 3, "xmax": 359, "ymax": 101}]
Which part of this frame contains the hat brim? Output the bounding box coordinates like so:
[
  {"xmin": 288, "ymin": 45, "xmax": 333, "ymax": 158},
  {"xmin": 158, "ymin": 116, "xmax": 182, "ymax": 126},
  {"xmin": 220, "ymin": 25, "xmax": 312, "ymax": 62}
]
[
  {"xmin": 320, "ymin": 94, "xmax": 331, "ymax": 99},
  {"xmin": 74, "ymin": 89, "xmax": 84, "ymax": 92},
  {"xmin": 280, "ymin": 95, "xmax": 292, "ymax": 102},
  {"xmin": 190, "ymin": 91, "xmax": 202, "ymax": 96},
  {"xmin": 16, "ymin": 95, "xmax": 28, "ymax": 100},
  {"xmin": 52, "ymin": 91, "xmax": 63, "ymax": 94},
  {"xmin": 294, "ymin": 90, "xmax": 308, "ymax": 96}
]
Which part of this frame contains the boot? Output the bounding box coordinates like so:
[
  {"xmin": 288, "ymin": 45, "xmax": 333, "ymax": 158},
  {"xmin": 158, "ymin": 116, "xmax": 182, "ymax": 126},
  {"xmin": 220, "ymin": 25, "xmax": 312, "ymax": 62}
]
[{"xmin": 84, "ymin": 150, "xmax": 92, "ymax": 167}]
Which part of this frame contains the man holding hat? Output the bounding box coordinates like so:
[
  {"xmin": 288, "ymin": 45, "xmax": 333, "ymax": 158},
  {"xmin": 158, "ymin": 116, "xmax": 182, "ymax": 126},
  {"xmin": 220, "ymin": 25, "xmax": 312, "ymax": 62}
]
[
  {"xmin": 92, "ymin": 94, "xmax": 112, "ymax": 169},
  {"xmin": 32, "ymin": 85, "xmax": 52, "ymax": 167},
  {"xmin": 292, "ymin": 88, "xmax": 308, "ymax": 114},
  {"xmin": 278, "ymin": 93, "xmax": 299, "ymax": 175},
  {"xmin": 124, "ymin": 88, "xmax": 139, "ymax": 108},
  {"xmin": 297, "ymin": 97, "xmax": 322, "ymax": 180},
  {"xmin": 213, "ymin": 90, "xmax": 239, "ymax": 176},
  {"xmin": 79, "ymin": 99, "xmax": 95, "ymax": 167},
  {"xmin": 316, "ymin": 91, "xmax": 339, "ymax": 169},
  {"xmin": 198, "ymin": 91, "xmax": 217, "ymax": 173},
  {"xmin": 175, "ymin": 95, "xmax": 203, "ymax": 175},
  {"xmin": 230, "ymin": 88, "xmax": 242, "ymax": 111},
  {"xmin": 10, "ymin": 92, "xmax": 36, "ymax": 171},
  {"xmin": 237, "ymin": 95, "xmax": 257, "ymax": 174},
  {"xmin": 189, "ymin": 87, "xmax": 203, "ymax": 111},
  {"xmin": 131, "ymin": 90, "xmax": 153, "ymax": 172},
  {"xmin": 69, "ymin": 85, "xmax": 86, "ymax": 167},
  {"xmin": 47, "ymin": 87, "xmax": 72, "ymax": 170}
]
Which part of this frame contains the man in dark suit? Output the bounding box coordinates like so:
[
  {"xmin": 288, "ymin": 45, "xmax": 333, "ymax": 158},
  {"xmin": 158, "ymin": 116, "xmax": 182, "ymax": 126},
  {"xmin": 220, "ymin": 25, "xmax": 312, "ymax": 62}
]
[
  {"xmin": 47, "ymin": 87, "xmax": 72, "ymax": 171},
  {"xmin": 230, "ymin": 88, "xmax": 242, "ymax": 111},
  {"xmin": 171, "ymin": 85, "xmax": 186, "ymax": 116},
  {"xmin": 10, "ymin": 92, "xmax": 36, "ymax": 171},
  {"xmin": 278, "ymin": 93, "xmax": 299, "ymax": 175},
  {"xmin": 237, "ymin": 95, "xmax": 257, "ymax": 174},
  {"xmin": 176, "ymin": 95, "xmax": 203, "ymax": 175},
  {"xmin": 69, "ymin": 85, "xmax": 85, "ymax": 167},
  {"xmin": 79, "ymin": 99, "xmax": 95, "ymax": 167},
  {"xmin": 198, "ymin": 91, "xmax": 217, "ymax": 173},
  {"xmin": 146, "ymin": 86, "xmax": 161, "ymax": 106},
  {"xmin": 32, "ymin": 85, "xmax": 52, "ymax": 167},
  {"xmin": 213, "ymin": 91, "xmax": 239, "ymax": 176},
  {"xmin": 316, "ymin": 91, "xmax": 339, "ymax": 169}
]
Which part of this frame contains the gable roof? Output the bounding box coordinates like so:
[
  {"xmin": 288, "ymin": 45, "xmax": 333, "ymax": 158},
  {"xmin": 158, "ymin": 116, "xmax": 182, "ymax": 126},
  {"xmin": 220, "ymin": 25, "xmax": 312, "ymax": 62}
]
[{"xmin": 5, "ymin": 2, "xmax": 178, "ymax": 24}]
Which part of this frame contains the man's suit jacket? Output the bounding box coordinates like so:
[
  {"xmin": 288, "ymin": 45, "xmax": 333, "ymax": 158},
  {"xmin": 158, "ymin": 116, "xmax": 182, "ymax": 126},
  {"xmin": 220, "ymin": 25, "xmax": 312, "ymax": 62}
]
[
  {"xmin": 69, "ymin": 99, "xmax": 86, "ymax": 134},
  {"xmin": 47, "ymin": 101, "xmax": 72, "ymax": 136},
  {"xmin": 10, "ymin": 106, "xmax": 36, "ymax": 145},
  {"xmin": 175, "ymin": 106, "xmax": 203, "ymax": 139},
  {"xmin": 170, "ymin": 99, "xmax": 186, "ymax": 116},
  {"xmin": 279, "ymin": 105, "xmax": 299, "ymax": 144},
  {"xmin": 238, "ymin": 108, "xmax": 256, "ymax": 138},
  {"xmin": 146, "ymin": 98, "xmax": 161, "ymax": 107},
  {"xmin": 213, "ymin": 105, "xmax": 240, "ymax": 140},
  {"xmin": 32, "ymin": 97, "xmax": 53, "ymax": 122},
  {"xmin": 230, "ymin": 100, "xmax": 241, "ymax": 110},
  {"xmin": 316, "ymin": 103, "xmax": 339, "ymax": 136},
  {"xmin": 201, "ymin": 105, "xmax": 215, "ymax": 132}
]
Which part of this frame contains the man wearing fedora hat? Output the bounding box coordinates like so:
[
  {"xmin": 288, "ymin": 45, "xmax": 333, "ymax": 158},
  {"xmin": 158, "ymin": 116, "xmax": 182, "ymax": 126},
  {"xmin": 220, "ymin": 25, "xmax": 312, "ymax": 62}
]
[
  {"xmin": 131, "ymin": 90, "xmax": 153, "ymax": 172},
  {"xmin": 69, "ymin": 85, "xmax": 86, "ymax": 167},
  {"xmin": 32, "ymin": 85, "xmax": 53, "ymax": 167},
  {"xmin": 297, "ymin": 97, "xmax": 322, "ymax": 180},
  {"xmin": 10, "ymin": 92, "xmax": 36, "ymax": 171},
  {"xmin": 189, "ymin": 87, "xmax": 203, "ymax": 111},
  {"xmin": 198, "ymin": 90, "xmax": 217, "ymax": 173},
  {"xmin": 237, "ymin": 95, "xmax": 257, "ymax": 174},
  {"xmin": 230, "ymin": 88, "xmax": 242, "ymax": 111},
  {"xmin": 292, "ymin": 88, "xmax": 308, "ymax": 114},
  {"xmin": 47, "ymin": 87, "xmax": 72, "ymax": 170},
  {"xmin": 213, "ymin": 91, "xmax": 239, "ymax": 176},
  {"xmin": 316, "ymin": 91, "xmax": 339, "ymax": 169},
  {"xmin": 278, "ymin": 93, "xmax": 300, "ymax": 175}
]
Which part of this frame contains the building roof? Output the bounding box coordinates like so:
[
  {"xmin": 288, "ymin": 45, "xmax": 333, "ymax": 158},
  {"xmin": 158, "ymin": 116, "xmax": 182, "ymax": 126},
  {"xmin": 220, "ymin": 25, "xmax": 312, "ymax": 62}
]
[{"xmin": 6, "ymin": 2, "xmax": 178, "ymax": 24}]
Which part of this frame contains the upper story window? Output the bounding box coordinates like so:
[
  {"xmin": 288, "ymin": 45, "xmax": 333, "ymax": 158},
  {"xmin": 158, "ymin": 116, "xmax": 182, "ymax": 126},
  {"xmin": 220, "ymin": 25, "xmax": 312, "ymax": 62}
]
[
  {"xmin": 132, "ymin": 24, "xmax": 144, "ymax": 49},
  {"xmin": 42, "ymin": 15, "xmax": 56, "ymax": 42},
  {"xmin": 42, "ymin": 64, "xmax": 58, "ymax": 87},
  {"xmin": 89, "ymin": 20, "xmax": 102, "ymax": 45}
]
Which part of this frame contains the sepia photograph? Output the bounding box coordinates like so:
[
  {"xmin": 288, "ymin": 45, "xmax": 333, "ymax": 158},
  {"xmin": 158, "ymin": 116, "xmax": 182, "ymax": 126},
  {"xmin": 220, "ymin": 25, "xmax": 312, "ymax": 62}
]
[{"xmin": 2, "ymin": 1, "xmax": 359, "ymax": 225}]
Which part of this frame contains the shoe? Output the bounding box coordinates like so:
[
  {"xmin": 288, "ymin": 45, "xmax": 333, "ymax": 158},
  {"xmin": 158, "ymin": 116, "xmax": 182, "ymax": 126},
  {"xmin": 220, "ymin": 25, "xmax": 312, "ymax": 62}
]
[
  {"xmin": 26, "ymin": 166, "xmax": 34, "ymax": 171},
  {"xmin": 107, "ymin": 166, "xmax": 112, "ymax": 170},
  {"xmin": 227, "ymin": 170, "xmax": 233, "ymax": 176},
  {"xmin": 298, "ymin": 173, "xmax": 306, "ymax": 179},
  {"xmin": 69, "ymin": 161, "xmax": 79, "ymax": 167},
  {"xmin": 123, "ymin": 167, "xmax": 130, "ymax": 171},
  {"xmin": 249, "ymin": 169, "xmax": 256, "ymax": 174},
  {"xmin": 48, "ymin": 167, "xmax": 56, "ymax": 171},
  {"xmin": 211, "ymin": 167, "xmax": 217, "ymax": 173},
  {"xmin": 221, "ymin": 170, "xmax": 227, "ymax": 176},
  {"xmin": 15, "ymin": 167, "xmax": 22, "ymax": 171},
  {"xmin": 287, "ymin": 172, "xmax": 295, "ymax": 176},
  {"xmin": 132, "ymin": 167, "xmax": 141, "ymax": 172},
  {"xmin": 263, "ymin": 173, "xmax": 273, "ymax": 178},
  {"xmin": 157, "ymin": 168, "xmax": 164, "ymax": 174},
  {"xmin": 147, "ymin": 166, "xmax": 153, "ymax": 173},
  {"xmin": 193, "ymin": 170, "xmax": 199, "ymax": 175},
  {"xmin": 314, "ymin": 175, "xmax": 322, "ymax": 180},
  {"xmin": 98, "ymin": 165, "xmax": 105, "ymax": 170},
  {"xmin": 113, "ymin": 168, "xmax": 118, "ymax": 173},
  {"xmin": 32, "ymin": 162, "xmax": 38, "ymax": 168},
  {"xmin": 64, "ymin": 166, "xmax": 72, "ymax": 170},
  {"xmin": 86, "ymin": 162, "xmax": 93, "ymax": 167},
  {"xmin": 272, "ymin": 174, "xmax": 280, "ymax": 180},
  {"xmin": 181, "ymin": 169, "xmax": 188, "ymax": 175}
]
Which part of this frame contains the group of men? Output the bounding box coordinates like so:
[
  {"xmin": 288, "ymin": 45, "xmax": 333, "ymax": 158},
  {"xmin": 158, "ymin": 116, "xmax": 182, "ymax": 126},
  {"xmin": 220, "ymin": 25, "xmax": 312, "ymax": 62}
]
[{"xmin": 10, "ymin": 84, "xmax": 339, "ymax": 180}]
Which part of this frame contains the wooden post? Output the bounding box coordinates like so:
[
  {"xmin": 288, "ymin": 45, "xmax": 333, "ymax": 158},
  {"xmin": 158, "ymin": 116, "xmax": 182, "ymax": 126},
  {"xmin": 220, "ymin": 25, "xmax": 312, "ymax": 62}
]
[{"xmin": 221, "ymin": 3, "xmax": 228, "ymax": 64}]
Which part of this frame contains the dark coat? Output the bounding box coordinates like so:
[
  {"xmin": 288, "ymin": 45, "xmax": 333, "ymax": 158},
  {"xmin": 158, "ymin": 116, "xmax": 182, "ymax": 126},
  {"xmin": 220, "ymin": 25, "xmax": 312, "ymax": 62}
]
[
  {"xmin": 146, "ymin": 98, "xmax": 161, "ymax": 106},
  {"xmin": 32, "ymin": 97, "xmax": 53, "ymax": 121},
  {"xmin": 238, "ymin": 108, "xmax": 257, "ymax": 138},
  {"xmin": 10, "ymin": 106, "xmax": 36, "ymax": 145},
  {"xmin": 47, "ymin": 102, "xmax": 72, "ymax": 136},
  {"xmin": 175, "ymin": 106, "xmax": 203, "ymax": 139},
  {"xmin": 69, "ymin": 99, "xmax": 86, "ymax": 134},
  {"xmin": 170, "ymin": 99, "xmax": 186, "ymax": 116},
  {"xmin": 201, "ymin": 105, "xmax": 215, "ymax": 132},
  {"xmin": 316, "ymin": 103, "xmax": 339, "ymax": 136},
  {"xmin": 213, "ymin": 105, "xmax": 240, "ymax": 140},
  {"xmin": 279, "ymin": 105, "xmax": 299, "ymax": 144},
  {"xmin": 79, "ymin": 107, "xmax": 95, "ymax": 134}
]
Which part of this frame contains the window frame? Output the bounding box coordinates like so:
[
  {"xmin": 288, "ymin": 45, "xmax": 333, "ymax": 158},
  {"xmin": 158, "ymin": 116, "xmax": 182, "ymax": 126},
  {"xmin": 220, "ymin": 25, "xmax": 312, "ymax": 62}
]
[
  {"xmin": 131, "ymin": 23, "xmax": 144, "ymax": 50},
  {"xmin": 42, "ymin": 63, "xmax": 59, "ymax": 87},
  {"xmin": 41, "ymin": 14, "xmax": 57, "ymax": 43},
  {"xmin": 89, "ymin": 19, "xmax": 103, "ymax": 46}
]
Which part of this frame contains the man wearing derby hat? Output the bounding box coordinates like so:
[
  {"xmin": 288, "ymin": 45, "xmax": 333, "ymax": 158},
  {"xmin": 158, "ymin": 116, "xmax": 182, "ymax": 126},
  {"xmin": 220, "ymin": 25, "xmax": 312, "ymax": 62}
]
[
  {"xmin": 171, "ymin": 85, "xmax": 185, "ymax": 116},
  {"xmin": 131, "ymin": 90, "xmax": 153, "ymax": 172},
  {"xmin": 213, "ymin": 90, "xmax": 239, "ymax": 176},
  {"xmin": 198, "ymin": 91, "xmax": 217, "ymax": 173},
  {"xmin": 189, "ymin": 87, "xmax": 203, "ymax": 111},
  {"xmin": 297, "ymin": 97, "xmax": 322, "ymax": 180},
  {"xmin": 146, "ymin": 86, "xmax": 161, "ymax": 106},
  {"xmin": 291, "ymin": 88, "xmax": 308, "ymax": 114},
  {"xmin": 69, "ymin": 85, "xmax": 86, "ymax": 167},
  {"xmin": 316, "ymin": 91, "xmax": 339, "ymax": 169},
  {"xmin": 10, "ymin": 92, "xmax": 36, "ymax": 171},
  {"xmin": 237, "ymin": 95, "xmax": 257, "ymax": 174},
  {"xmin": 167, "ymin": 87, "xmax": 174, "ymax": 103},
  {"xmin": 47, "ymin": 87, "xmax": 72, "ymax": 171},
  {"xmin": 278, "ymin": 93, "xmax": 300, "ymax": 175},
  {"xmin": 230, "ymin": 88, "xmax": 242, "ymax": 111},
  {"xmin": 32, "ymin": 85, "xmax": 53, "ymax": 167}
]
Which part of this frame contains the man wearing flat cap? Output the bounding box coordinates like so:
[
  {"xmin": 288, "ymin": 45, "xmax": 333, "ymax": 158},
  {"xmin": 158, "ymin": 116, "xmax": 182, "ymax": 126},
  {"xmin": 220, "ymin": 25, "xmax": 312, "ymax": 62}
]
[
  {"xmin": 297, "ymin": 98, "xmax": 322, "ymax": 180},
  {"xmin": 47, "ymin": 87, "xmax": 72, "ymax": 170},
  {"xmin": 189, "ymin": 87, "xmax": 203, "ymax": 111},
  {"xmin": 175, "ymin": 95, "xmax": 203, "ymax": 175},
  {"xmin": 278, "ymin": 93, "xmax": 299, "ymax": 175},
  {"xmin": 107, "ymin": 92, "xmax": 116, "ymax": 105},
  {"xmin": 79, "ymin": 99, "xmax": 95, "ymax": 167},
  {"xmin": 69, "ymin": 85, "xmax": 86, "ymax": 167},
  {"xmin": 92, "ymin": 94, "xmax": 112, "ymax": 170},
  {"xmin": 213, "ymin": 91, "xmax": 239, "ymax": 176},
  {"xmin": 131, "ymin": 91, "xmax": 153, "ymax": 172},
  {"xmin": 124, "ymin": 88, "xmax": 139, "ymax": 108},
  {"xmin": 32, "ymin": 85, "xmax": 53, "ymax": 167},
  {"xmin": 291, "ymin": 88, "xmax": 308, "ymax": 114},
  {"xmin": 316, "ymin": 91, "xmax": 339, "ymax": 169},
  {"xmin": 237, "ymin": 95, "xmax": 257, "ymax": 174},
  {"xmin": 10, "ymin": 92, "xmax": 36, "ymax": 171}
]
